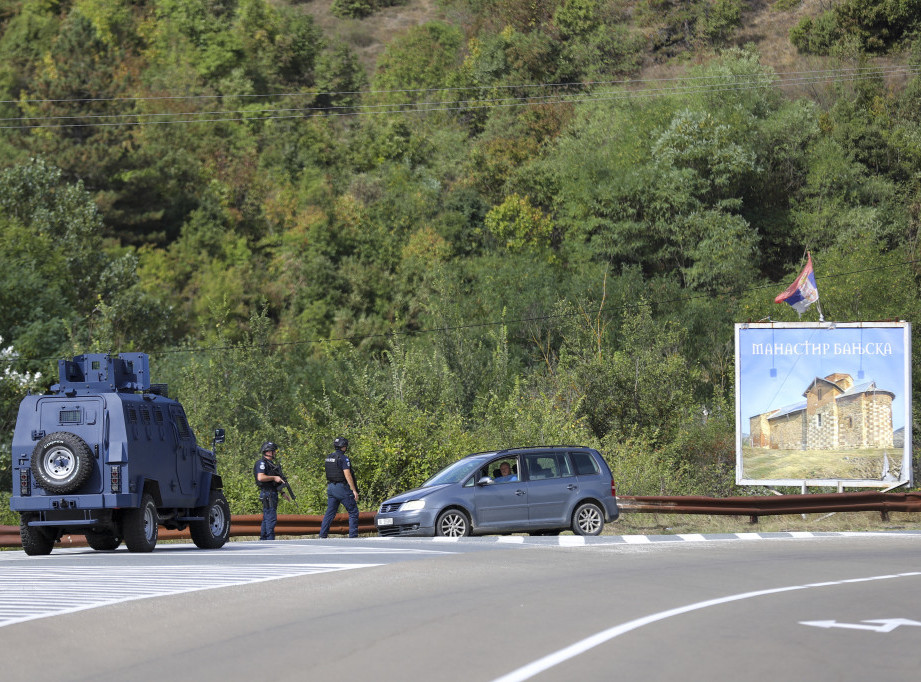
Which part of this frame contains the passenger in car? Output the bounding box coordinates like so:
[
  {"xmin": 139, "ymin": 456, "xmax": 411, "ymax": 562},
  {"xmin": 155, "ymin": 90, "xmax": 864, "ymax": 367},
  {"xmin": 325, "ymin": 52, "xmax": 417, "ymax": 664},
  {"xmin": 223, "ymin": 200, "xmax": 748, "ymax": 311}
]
[
  {"xmin": 530, "ymin": 460, "xmax": 554, "ymax": 479},
  {"xmin": 493, "ymin": 461, "xmax": 517, "ymax": 482}
]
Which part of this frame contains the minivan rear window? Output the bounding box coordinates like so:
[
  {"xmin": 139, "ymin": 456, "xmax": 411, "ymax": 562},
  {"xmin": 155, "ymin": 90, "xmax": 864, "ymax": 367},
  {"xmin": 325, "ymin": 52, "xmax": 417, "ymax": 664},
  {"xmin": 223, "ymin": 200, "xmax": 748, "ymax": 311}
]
[{"xmin": 570, "ymin": 452, "xmax": 600, "ymax": 476}]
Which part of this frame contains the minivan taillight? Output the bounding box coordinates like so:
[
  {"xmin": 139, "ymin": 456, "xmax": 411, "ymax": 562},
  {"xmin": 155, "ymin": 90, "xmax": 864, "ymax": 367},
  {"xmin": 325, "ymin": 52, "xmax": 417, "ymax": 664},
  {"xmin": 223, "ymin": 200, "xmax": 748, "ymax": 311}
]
[{"xmin": 611, "ymin": 481, "xmax": 617, "ymax": 497}]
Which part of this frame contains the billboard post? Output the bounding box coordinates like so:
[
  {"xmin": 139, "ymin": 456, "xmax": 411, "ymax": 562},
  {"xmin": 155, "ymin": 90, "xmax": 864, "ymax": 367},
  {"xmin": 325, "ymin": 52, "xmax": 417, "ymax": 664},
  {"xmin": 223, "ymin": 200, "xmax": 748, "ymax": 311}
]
[{"xmin": 735, "ymin": 321, "xmax": 912, "ymax": 488}]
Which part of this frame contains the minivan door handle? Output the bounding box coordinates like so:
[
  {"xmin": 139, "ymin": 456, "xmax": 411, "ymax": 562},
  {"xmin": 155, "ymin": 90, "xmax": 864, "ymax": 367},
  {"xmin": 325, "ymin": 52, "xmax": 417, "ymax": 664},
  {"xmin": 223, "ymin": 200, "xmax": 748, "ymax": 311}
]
[
  {"xmin": 567, "ymin": 484, "xmax": 577, "ymax": 490},
  {"xmin": 515, "ymin": 489, "xmax": 526, "ymax": 496}
]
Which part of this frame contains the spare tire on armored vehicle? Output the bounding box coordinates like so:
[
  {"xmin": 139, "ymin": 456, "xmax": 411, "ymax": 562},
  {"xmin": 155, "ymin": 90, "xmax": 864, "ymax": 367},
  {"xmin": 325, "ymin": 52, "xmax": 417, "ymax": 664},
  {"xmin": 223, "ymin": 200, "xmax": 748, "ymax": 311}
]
[
  {"xmin": 9, "ymin": 353, "xmax": 230, "ymax": 555},
  {"xmin": 31, "ymin": 432, "xmax": 94, "ymax": 494}
]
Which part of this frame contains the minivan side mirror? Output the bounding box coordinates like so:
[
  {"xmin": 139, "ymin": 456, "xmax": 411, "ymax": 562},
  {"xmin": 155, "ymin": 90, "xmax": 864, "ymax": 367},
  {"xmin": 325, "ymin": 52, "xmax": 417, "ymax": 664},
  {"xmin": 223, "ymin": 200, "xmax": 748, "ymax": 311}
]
[{"xmin": 477, "ymin": 476, "xmax": 493, "ymax": 486}]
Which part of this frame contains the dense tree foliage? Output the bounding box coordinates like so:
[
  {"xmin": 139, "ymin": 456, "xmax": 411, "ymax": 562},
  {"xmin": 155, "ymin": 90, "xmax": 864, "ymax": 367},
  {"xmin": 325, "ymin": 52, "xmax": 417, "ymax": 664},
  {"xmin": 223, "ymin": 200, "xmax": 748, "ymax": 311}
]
[{"xmin": 1, "ymin": 0, "xmax": 920, "ymax": 521}]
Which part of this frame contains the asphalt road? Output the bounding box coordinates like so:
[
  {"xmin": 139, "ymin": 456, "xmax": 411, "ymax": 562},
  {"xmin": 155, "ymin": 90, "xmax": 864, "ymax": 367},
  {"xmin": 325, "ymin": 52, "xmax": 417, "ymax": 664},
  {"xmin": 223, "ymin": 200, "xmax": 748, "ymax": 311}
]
[{"xmin": 2, "ymin": 532, "xmax": 920, "ymax": 681}]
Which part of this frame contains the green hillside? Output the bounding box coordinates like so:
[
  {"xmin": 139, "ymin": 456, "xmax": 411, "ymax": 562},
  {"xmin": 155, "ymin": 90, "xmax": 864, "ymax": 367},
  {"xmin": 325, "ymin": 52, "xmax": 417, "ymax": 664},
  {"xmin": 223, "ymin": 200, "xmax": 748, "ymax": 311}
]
[{"xmin": 1, "ymin": 0, "xmax": 919, "ymax": 517}]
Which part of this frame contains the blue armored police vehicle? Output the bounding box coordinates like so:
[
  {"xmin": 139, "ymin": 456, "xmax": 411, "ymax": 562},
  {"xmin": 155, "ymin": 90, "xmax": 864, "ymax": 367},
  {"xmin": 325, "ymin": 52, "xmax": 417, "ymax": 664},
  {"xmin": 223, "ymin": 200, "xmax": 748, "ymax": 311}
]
[{"xmin": 10, "ymin": 352, "xmax": 230, "ymax": 555}]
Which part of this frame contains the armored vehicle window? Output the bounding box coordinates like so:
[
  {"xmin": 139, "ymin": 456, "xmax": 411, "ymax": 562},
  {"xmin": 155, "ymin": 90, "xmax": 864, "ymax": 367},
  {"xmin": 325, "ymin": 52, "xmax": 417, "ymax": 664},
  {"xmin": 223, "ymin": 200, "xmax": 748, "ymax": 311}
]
[
  {"xmin": 60, "ymin": 409, "xmax": 81, "ymax": 424},
  {"xmin": 173, "ymin": 409, "xmax": 192, "ymax": 439},
  {"xmin": 153, "ymin": 407, "xmax": 164, "ymax": 424},
  {"xmin": 127, "ymin": 406, "xmax": 138, "ymax": 423},
  {"xmin": 140, "ymin": 406, "xmax": 151, "ymax": 424}
]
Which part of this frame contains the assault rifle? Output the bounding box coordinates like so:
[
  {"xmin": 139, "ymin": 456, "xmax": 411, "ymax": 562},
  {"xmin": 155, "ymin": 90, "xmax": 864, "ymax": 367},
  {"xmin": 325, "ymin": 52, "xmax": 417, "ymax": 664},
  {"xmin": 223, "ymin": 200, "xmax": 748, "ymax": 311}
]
[{"xmin": 277, "ymin": 470, "xmax": 297, "ymax": 505}]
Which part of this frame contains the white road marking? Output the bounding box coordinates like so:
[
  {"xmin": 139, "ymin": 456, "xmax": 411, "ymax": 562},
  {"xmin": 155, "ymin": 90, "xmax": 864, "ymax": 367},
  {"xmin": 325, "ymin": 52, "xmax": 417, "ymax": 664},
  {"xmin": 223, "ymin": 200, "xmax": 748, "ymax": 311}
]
[
  {"xmin": 0, "ymin": 563, "xmax": 378, "ymax": 628},
  {"xmin": 493, "ymin": 571, "xmax": 921, "ymax": 682},
  {"xmin": 622, "ymin": 535, "xmax": 652, "ymax": 543},
  {"xmin": 800, "ymin": 618, "xmax": 921, "ymax": 632}
]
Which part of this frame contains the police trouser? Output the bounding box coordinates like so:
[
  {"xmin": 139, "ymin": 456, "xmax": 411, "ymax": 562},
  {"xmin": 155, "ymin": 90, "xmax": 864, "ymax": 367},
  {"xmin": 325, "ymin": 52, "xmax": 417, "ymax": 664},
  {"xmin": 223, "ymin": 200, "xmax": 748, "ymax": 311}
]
[
  {"xmin": 319, "ymin": 482, "xmax": 359, "ymax": 538},
  {"xmin": 260, "ymin": 489, "xmax": 279, "ymax": 540}
]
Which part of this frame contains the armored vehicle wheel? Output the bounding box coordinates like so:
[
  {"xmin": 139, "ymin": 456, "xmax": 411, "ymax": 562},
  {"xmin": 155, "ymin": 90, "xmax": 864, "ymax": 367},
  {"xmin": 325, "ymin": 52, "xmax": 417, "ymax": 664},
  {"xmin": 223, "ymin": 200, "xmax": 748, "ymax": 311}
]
[
  {"xmin": 435, "ymin": 509, "xmax": 471, "ymax": 537},
  {"xmin": 123, "ymin": 493, "xmax": 158, "ymax": 552},
  {"xmin": 20, "ymin": 516, "xmax": 55, "ymax": 556},
  {"xmin": 85, "ymin": 529, "xmax": 121, "ymax": 551},
  {"xmin": 190, "ymin": 490, "xmax": 231, "ymax": 549},
  {"xmin": 572, "ymin": 501, "xmax": 605, "ymax": 536},
  {"xmin": 31, "ymin": 432, "xmax": 94, "ymax": 494}
]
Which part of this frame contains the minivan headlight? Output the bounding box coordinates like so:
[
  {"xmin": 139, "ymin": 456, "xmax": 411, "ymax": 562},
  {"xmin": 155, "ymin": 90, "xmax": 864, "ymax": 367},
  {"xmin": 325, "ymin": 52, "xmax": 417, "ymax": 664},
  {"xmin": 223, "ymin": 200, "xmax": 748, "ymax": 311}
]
[{"xmin": 401, "ymin": 499, "xmax": 426, "ymax": 511}]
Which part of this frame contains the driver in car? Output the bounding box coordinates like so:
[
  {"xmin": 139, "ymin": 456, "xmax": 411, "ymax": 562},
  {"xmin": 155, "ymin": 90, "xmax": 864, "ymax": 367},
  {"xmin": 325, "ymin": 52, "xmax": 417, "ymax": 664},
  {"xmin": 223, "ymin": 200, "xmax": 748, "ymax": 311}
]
[{"xmin": 493, "ymin": 461, "xmax": 517, "ymax": 483}]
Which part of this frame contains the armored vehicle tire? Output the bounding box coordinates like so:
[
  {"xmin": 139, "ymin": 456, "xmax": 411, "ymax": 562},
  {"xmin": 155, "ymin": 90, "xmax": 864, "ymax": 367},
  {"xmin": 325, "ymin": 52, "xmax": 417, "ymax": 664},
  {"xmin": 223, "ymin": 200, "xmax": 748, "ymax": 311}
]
[
  {"xmin": 123, "ymin": 493, "xmax": 158, "ymax": 552},
  {"xmin": 85, "ymin": 529, "xmax": 121, "ymax": 551},
  {"xmin": 435, "ymin": 509, "xmax": 471, "ymax": 537},
  {"xmin": 31, "ymin": 432, "xmax": 94, "ymax": 494},
  {"xmin": 572, "ymin": 501, "xmax": 605, "ymax": 536},
  {"xmin": 20, "ymin": 516, "xmax": 55, "ymax": 556},
  {"xmin": 190, "ymin": 490, "xmax": 231, "ymax": 549}
]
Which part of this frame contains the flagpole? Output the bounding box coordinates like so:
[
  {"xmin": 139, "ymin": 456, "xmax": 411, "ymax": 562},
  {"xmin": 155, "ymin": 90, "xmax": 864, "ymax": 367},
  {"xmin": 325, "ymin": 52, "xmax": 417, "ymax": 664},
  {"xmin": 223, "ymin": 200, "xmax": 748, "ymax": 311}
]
[{"xmin": 811, "ymin": 252, "xmax": 824, "ymax": 321}]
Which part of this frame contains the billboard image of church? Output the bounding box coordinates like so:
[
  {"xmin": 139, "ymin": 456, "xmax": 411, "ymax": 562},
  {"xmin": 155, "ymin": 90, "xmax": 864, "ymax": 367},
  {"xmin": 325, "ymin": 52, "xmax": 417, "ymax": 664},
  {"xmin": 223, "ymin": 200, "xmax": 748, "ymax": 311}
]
[
  {"xmin": 735, "ymin": 321, "xmax": 912, "ymax": 488},
  {"xmin": 749, "ymin": 373, "xmax": 894, "ymax": 451}
]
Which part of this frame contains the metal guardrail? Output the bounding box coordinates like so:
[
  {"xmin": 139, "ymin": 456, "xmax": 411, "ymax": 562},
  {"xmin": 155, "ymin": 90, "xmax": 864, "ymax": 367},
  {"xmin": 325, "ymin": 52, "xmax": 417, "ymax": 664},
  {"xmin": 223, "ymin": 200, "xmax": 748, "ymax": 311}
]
[
  {"xmin": 2, "ymin": 493, "xmax": 919, "ymax": 548},
  {"xmin": 617, "ymin": 491, "xmax": 921, "ymax": 516},
  {"xmin": 0, "ymin": 512, "xmax": 378, "ymax": 548}
]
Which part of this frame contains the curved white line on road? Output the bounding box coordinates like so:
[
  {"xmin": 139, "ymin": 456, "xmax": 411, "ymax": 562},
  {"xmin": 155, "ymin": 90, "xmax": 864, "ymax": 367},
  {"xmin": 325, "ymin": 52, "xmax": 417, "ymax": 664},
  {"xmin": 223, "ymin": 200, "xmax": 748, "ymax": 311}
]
[{"xmin": 493, "ymin": 571, "xmax": 921, "ymax": 682}]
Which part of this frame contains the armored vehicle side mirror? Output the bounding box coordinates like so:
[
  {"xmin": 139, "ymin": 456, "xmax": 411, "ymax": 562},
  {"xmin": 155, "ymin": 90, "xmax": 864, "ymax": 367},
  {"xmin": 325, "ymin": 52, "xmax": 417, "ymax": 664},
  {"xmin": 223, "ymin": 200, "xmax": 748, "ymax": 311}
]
[{"xmin": 213, "ymin": 428, "xmax": 225, "ymax": 445}]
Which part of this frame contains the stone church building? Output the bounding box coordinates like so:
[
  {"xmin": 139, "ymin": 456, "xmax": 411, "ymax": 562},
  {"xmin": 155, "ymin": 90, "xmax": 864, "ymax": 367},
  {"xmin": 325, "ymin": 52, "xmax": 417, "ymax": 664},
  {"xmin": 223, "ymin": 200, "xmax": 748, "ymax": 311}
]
[{"xmin": 749, "ymin": 373, "xmax": 894, "ymax": 450}]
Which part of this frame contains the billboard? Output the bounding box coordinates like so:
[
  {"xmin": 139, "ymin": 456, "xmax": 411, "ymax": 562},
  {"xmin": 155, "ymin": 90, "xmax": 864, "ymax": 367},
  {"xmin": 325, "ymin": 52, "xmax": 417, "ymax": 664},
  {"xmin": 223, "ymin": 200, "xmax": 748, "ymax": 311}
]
[{"xmin": 735, "ymin": 321, "xmax": 912, "ymax": 488}]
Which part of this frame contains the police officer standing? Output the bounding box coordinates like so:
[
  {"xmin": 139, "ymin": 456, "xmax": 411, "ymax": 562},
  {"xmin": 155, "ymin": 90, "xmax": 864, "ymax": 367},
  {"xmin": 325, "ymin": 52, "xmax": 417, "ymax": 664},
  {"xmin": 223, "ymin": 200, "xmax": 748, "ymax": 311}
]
[
  {"xmin": 319, "ymin": 436, "xmax": 360, "ymax": 538},
  {"xmin": 254, "ymin": 441, "xmax": 289, "ymax": 540}
]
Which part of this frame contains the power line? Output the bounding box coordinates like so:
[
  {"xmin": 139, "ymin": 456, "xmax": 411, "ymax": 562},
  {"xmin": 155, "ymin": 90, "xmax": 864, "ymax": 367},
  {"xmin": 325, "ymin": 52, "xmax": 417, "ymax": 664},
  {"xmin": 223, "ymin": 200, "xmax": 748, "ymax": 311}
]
[
  {"xmin": 2, "ymin": 64, "xmax": 915, "ymax": 106},
  {"xmin": 140, "ymin": 257, "xmax": 921, "ymax": 356},
  {"xmin": 7, "ymin": 257, "xmax": 917, "ymax": 367},
  {"xmin": 1, "ymin": 66, "xmax": 917, "ymax": 130}
]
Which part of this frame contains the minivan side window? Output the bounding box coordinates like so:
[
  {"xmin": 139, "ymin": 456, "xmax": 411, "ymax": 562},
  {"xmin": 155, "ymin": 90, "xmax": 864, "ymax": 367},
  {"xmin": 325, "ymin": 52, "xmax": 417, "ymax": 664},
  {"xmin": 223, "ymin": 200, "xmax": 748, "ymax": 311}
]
[
  {"xmin": 526, "ymin": 453, "xmax": 570, "ymax": 480},
  {"xmin": 570, "ymin": 452, "xmax": 600, "ymax": 476}
]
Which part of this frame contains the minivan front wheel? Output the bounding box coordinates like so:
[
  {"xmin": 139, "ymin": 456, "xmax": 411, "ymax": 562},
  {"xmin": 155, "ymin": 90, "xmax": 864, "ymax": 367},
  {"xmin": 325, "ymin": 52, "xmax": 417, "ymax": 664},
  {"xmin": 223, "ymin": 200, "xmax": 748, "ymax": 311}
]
[
  {"xmin": 435, "ymin": 509, "xmax": 470, "ymax": 537},
  {"xmin": 572, "ymin": 502, "xmax": 604, "ymax": 536}
]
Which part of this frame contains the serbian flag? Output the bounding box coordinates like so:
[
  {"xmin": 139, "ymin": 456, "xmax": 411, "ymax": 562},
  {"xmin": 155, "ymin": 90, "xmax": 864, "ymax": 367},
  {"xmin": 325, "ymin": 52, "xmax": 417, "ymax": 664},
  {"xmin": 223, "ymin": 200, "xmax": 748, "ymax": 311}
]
[{"xmin": 774, "ymin": 252, "xmax": 823, "ymax": 319}]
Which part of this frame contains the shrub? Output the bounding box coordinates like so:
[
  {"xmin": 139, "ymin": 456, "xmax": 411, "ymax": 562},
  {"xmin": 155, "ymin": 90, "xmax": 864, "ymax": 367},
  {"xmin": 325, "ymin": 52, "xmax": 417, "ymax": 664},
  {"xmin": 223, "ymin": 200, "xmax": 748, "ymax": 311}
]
[
  {"xmin": 330, "ymin": 0, "xmax": 377, "ymax": 19},
  {"xmin": 790, "ymin": 12, "xmax": 841, "ymax": 55}
]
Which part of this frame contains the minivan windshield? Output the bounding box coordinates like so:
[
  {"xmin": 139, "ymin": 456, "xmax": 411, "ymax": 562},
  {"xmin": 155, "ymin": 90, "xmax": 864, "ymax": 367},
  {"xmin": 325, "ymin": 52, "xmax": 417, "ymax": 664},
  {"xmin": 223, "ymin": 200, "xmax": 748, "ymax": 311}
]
[{"xmin": 421, "ymin": 457, "xmax": 487, "ymax": 487}]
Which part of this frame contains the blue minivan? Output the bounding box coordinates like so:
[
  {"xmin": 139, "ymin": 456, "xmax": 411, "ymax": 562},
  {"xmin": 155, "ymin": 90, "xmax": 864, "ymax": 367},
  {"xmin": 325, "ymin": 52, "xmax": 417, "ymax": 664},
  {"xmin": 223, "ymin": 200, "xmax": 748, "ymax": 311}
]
[{"xmin": 375, "ymin": 446, "xmax": 619, "ymax": 537}]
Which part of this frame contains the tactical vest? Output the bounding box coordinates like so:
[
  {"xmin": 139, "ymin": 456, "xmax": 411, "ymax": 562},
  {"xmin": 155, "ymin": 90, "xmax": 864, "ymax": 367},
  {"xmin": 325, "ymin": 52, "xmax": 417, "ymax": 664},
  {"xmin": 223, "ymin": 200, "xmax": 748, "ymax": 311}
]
[
  {"xmin": 255, "ymin": 456, "xmax": 281, "ymax": 488},
  {"xmin": 324, "ymin": 451, "xmax": 346, "ymax": 483}
]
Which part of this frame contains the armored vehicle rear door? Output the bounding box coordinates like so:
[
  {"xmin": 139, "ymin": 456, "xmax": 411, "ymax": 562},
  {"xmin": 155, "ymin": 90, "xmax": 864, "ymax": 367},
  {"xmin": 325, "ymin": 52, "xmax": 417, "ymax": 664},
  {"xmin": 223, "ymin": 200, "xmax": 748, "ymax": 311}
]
[{"xmin": 37, "ymin": 397, "xmax": 104, "ymax": 493}]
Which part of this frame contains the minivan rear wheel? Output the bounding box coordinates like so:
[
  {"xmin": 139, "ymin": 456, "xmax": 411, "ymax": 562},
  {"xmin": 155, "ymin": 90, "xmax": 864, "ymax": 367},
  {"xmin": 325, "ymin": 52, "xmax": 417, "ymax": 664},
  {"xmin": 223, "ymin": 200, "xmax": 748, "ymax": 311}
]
[
  {"xmin": 435, "ymin": 509, "xmax": 470, "ymax": 537},
  {"xmin": 572, "ymin": 502, "xmax": 604, "ymax": 536}
]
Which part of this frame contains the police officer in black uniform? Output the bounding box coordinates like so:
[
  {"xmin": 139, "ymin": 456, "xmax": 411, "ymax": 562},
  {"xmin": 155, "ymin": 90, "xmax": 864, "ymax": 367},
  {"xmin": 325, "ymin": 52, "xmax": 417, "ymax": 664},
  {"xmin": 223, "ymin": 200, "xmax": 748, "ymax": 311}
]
[
  {"xmin": 319, "ymin": 436, "xmax": 360, "ymax": 538},
  {"xmin": 253, "ymin": 441, "xmax": 289, "ymax": 540}
]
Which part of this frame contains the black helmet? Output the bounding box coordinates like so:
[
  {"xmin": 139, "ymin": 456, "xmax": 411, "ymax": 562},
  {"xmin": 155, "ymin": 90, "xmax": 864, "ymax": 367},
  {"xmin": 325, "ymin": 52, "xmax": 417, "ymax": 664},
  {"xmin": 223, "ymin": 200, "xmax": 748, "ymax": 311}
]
[
  {"xmin": 261, "ymin": 441, "xmax": 278, "ymax": 453},
  {"xmin": 333, "ymin": 436, "xmax": 349, "ymax": 450}
]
